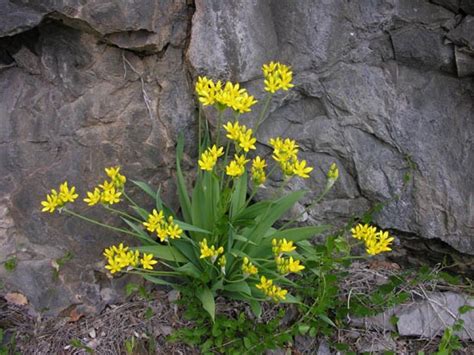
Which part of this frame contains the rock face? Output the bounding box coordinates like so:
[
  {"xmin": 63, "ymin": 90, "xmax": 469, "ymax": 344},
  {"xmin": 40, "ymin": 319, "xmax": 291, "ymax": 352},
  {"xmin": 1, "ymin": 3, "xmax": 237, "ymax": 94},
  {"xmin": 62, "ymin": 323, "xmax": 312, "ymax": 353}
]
[{"xmin": 0, "ymin": 0, "xmax": 473, "ymax": 316}]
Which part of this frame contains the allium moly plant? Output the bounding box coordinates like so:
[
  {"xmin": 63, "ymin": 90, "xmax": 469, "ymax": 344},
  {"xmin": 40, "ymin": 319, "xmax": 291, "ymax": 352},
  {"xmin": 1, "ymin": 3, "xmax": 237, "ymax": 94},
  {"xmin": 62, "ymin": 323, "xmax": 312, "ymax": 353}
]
[{"xmin": 41, "ymin": 61, "xmax": 394, "ymax": 320}]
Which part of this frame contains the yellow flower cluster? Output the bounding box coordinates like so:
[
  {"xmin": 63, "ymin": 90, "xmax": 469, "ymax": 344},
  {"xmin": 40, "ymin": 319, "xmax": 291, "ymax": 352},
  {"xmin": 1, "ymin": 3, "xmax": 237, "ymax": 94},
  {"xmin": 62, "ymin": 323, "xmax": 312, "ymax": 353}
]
[
  {"xmin": 226, "ymin": 154, "xmax": 249, "ymax": 177},
  {"xmin": 272, "ymin": 238, "xmax": 296, "ymax": 257},
  {"xmin": 327, "ymin": 162, "xmax": 339, "ymax": 180},
  {"xmin": 195, "ymin": 77, "xmax": 257, "ymax": 113},
  {"xmin": 275, "ymin": 256, "xmax": 305, "ymax": 275},
  {"xmin": 198, "ymin": 145, "xmax": 224, "ymax": 171},
  {"xmin": 103, "ymin": 243, "xmax": 157, "ymax": 274},
  {"xmin": 256, "ymin": 276, "xmax": 288, "ymax": 302},
  {"xmin": 199, "ymin": 238, "xmax": 224, "ymax": 262},
  {"xmin": 241, "ymin": 257, "xmax": 258, "ymax": 276},
  {"xmin": 251, "ymin": 156, "xmax": 267, "ymax": 185},
  {"xmin": 269, "ymin": 137, "xmax": 313, "ymax": 179},
  {"xmin": 351, "ymin": 223, "xmax": 394, "ymax": 256},
  {"xmin": 41, "ymin": 181, "xmax": 79, "ymax": 213},
  {"xmin": 83, "ymin": 166, "xmax": 126, "ymax": 206},
  {"xmin": 143, "ymin": 209, "xmax": 183, "ymax": 242},
  {"xmin": 222, "ymin": 121, "xmax": 257, "ymax": 153},
  {"xmin": 262, "ymin": 62, "xmax": 294, "ymax": 93}
]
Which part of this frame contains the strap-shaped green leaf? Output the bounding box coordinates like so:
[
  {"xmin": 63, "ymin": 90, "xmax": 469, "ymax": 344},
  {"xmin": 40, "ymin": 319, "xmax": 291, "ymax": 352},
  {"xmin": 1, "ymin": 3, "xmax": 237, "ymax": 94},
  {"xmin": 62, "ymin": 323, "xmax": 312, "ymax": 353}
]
[
  {"xmin": 196, "ymin": 287, "xmax": 215, "ymax": 321},
  {"xmin": 230, "ymin": 172, "xmax": 247, "ymax": 218},
  {"xmin": 121, "ymin": 218, "xmax": 158, "ymax": 245},
  {"xmin": 176, "ymin": 133, "xmax": 192, "ymax": 223},
  {"xmin": 134, "ymin": 245, "xmax": 187, "ymax": 263}
]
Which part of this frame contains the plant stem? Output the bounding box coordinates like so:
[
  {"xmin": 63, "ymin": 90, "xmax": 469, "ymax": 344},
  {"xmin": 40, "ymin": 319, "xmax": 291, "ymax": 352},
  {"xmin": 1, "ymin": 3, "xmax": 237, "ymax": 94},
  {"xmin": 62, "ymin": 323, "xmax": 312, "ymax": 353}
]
[
  {"xmin": 278, "ymin": 181, "xmax": 333, "ymax": 231},
  {"xmin": 198, "ymin": 104, "xmax": 203, "ymax": 156},
  {"xmin": 254, "ymin": 94, "xmax": 272, "ymax": 137},
  {"xmin": 104, "ymin": 205, "xmax": 142, "ymax": 223},
  {"xmin": 62, "ymin": 208, "xmax": 139, "ymax": 237},
  {"xmin": 215, "ymin": 109, "xmax": 225, "ymax": 147}
]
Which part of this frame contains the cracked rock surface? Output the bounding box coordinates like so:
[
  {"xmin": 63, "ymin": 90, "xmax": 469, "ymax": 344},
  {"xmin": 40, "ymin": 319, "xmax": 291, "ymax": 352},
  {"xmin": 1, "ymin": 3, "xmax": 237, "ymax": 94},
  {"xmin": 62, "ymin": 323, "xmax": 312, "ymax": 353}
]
[{"xmin": 0, "ymin": 0, "xmax": 473, "ymax": 316}]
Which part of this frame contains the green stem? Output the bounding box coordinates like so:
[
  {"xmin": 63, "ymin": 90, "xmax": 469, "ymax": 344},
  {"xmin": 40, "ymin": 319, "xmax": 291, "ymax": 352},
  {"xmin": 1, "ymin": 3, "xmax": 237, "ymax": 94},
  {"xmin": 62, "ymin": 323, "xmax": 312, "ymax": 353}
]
[
  {"xmin": 254, "ymin": 94, "xmax": 272, "ymax": 137},
  {"xmin": 123, "ymin": 191, "xmax": 140, "ymax": 210},
  {"xmin": 215, "ymin": 110, "xmax": 225, "ymax": 147},
  {"xmin": 278, "ymin": 181, "xmax": 333, "ymax": 231},
  {"xmin": 198, "ymin": 104, "xmax": 203, "ymax": 156},
  {"xmin": 104, "ymin": 205, "xmax": 142, "ymax": 223},
  {"xmin": 62, "ymin": 208, "xmax": 139, "ymax": 237},
  {"xmin": 128, "ymin": 270, "xmax": 181, "ymax": 277}
]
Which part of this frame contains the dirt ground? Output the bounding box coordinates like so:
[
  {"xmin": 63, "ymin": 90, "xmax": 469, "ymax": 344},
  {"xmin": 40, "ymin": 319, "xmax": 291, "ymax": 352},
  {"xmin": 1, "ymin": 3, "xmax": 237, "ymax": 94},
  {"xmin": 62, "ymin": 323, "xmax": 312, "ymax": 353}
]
[{"xmin": 1, "ymin": 262, "xmax": 473, "ymax": 354}]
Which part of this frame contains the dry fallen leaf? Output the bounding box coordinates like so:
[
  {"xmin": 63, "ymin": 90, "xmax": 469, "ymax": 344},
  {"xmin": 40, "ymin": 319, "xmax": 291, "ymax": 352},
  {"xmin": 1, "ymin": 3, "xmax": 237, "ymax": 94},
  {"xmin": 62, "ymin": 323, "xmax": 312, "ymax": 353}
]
[
  {"xmin": 5, "ymin": 292, "xmax": 28, "ymax": 306},
  {"xmin": 69, "ymin": 308, "xmax": 84, "ymax": 322},
  {"xmin": 368, "ymin": 260, "xmax": 401, "ymax": 271}
]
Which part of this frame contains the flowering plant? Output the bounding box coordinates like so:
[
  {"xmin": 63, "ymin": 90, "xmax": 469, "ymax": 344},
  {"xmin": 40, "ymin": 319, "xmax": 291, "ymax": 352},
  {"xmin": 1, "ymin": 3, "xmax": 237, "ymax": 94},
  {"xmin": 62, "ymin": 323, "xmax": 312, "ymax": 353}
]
[{"xmin": 41, "ymin": 62, "xmax": 393, "ymax": 320}]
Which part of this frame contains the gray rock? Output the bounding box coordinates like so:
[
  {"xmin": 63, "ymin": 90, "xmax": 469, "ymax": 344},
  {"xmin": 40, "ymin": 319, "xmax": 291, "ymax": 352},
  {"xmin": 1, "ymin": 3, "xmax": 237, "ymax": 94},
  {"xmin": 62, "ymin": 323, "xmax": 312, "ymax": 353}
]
[
  {"xmin": 397, "ymin": 292, "xmax": 474, "ymax": 340},
  {"xmin": 447, "ymin": 15, "xmax": 474, "ymax": 50},
  {"xmin": 391, "ymin": 26, "xmax": 456, "ymax": 73},
  {"xmin": 455, "ymin": 46, "xmax": 474, "ymax": 76},
  {"xmin": 431, "ymin": 0, "xmax": 460, "ymax": 13},
  {"xmin": 1, "ymin": 0, "xmax": 474, "ymax": 317},
  {"xmin": 352, "ymin": 292, "xmax": 474, "ymax": 341}
]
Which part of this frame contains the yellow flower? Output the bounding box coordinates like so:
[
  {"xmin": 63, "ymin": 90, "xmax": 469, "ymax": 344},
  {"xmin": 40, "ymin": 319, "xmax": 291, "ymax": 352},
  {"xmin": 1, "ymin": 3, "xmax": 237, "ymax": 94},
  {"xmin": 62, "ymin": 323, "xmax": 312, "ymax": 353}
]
[
  {"xmin": 167, "ymin": 223, "xmax": 183, "ymax": 239},
  {"xmin": 262, "ymin": 62, "xmax": 294, "ymax": 93},
  {"xmin": 226, "ymin": 155, "xmax": 248, "ymax": 177},
  {"xmin": 223, "ymin": 121, "xmax": 243, "ymax": 142},
  {"xmin": 256, "ymin": 275, "xmax": 287, "ymax": 302},
  {"xmin": 266, "ymin": 285, "xmax": 288, "ymax": 302},
  {"xmin": 366, "ymin": 231, "xmax": 394, "ymax": 256},
  {"xmin": 101, "ymin": 186, "xmax": 122, "ymax": 205},
  {"xmin": 199, "ymin": 238, "xmax": 224, "ymax": 262},
  {"xmin": 41, "ymin": 181, "xmax": 78, "ymax": 213},
  {"xmin": 272, "ymin": 238, "xmax": 296, "ymax": 256},
  {"xmin": 195, "ymin": 77, "xmax": 257, "ymax": 112},
  {"xmin": 207, "ymin": 145, "xmax": 224, "ymax": 160},
  {"xmin": 242, "ymin": 257, "xmax": 258, "ymax": 276},
  {"xmin": 58, "ymin": 182, "xmax": 79, "ymax": 203},
  {"xmin": 84, "ymin": 188, "xmax": 102, "ymax": 206},
  {"xmin": 105, "ymin": 166, "xmax": 126, "ymax": 189},
  {"xmin": 351, "ymin": 224, "xmax": 377, "ymax": 242},
  {"xmin": 141, "ymin": 253, "xmax": 158, "ymax": 270},
  {"xmin": 41, "ymin": 189, "xmax": 60, "ymax": 213},
  {"xmin": 238, "ymin": 128, "xmax": 257, "ymax": 152},
  {"xmin": 276, "ymin": 256, "xmax": 305, "ymax": 274},
  {"xmin": 269, "ymin": 137, "xmax": 299, "ymax": 163},
  {"xmin": 143, "ymin": 209, "xmax": 165, "ymax": 233},
  {"xmin": 251, "ymin": 156, "xmax": 267, "ymax": 186},
  {"xmin": 198, "ymin": 145, "xmax": 224, "ymax": 171},
  {"xmin": 293, "ymin": 160, "xmax": 313, "ymax": 179},
  {"xmin": 234, "ymin": 92, "xmax": 257, "ymax": 113},
  {"xmin": 327, "ymin": 163, "xmax": 339, "ymax": 180},
  {"xmin": 252, "ymin": 156, "xmax": 267, "ymax": 170},
  {"xmin": 105, "ymin": 257, "xmax": 122, "ymax": 274},
  {"xmin": 156, "ymin": 224, "xmax": 169, "ymax": 242},
  {"xmin": 256, "ymin": 275, "xmax": 273, "ymax": 291}
]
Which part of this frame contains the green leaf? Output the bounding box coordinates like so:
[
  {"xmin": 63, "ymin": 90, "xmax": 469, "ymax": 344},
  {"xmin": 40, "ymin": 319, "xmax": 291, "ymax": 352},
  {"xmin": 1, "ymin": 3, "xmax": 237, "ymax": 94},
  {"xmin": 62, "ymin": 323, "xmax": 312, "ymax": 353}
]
[
  {"xmin": 223, "ymin": 281, "xmax": 251, "ymax": 295},
  {"xmin": 174, "ymin": 220, "xmax": 212, "ymax": 234},
  {"xmin": 142, "ymin": 274, "xmax": 175, "ymax": 286},
  {"xmin": 268, "ymin": 225, "xmax": 330, "ymax": 241},
  {"xmin": 249, "ymin": 300, "xmax": 262, "ymax": 318},
  {"xmin": 232, "ymin": 200, "xmax": 272, "ymax": 223},
  {"xmin": 176, "ymin": 262, "xmax": 202, "ymax": 279},
  {"xmin": 176, "ymin": 133, "xmax": 192, "ymax": 223},
  {"xmin": 298, "ymin": 324, "xmax": 310, "ymax": 335},
  {"xmin": 246, "ymin": 190, "xmax": 305, "ymax": 248},
  {"xmin": 233, "ymin": 234, "xmax": 257, "ymax": 245},
  {"xmin": 130, "ymin": 179, "xmax": 155, "ymax": 199},
  {"xmin": 131, "ymin": 205, "xmax": 149, "ymax": 220},
  {"xmin": 319, "ymin": 314, "xmax": 336, "ymax": 328},
  {"xmin": 121, "ymin": 218, "xmax": 158, "ymax": 245},
  {"xmin": 170, "ymin": 239, "xmax": 200, "ymax": 266},
  {"xmin": 230, "ymin": 172, "xmax": 247, "ymax": 218},
  {"xmin": 133, "ymin": 245, "xmax": 187, "ymax": 263},
  {"xmin": 197, "ymin": 287, "xmax": 215, "ymax": 321}
]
